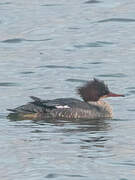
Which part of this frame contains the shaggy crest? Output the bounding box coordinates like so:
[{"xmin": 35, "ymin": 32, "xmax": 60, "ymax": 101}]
[{"xmin": 77, "ymin": 78, "xmax": 110, "ymax": 102}]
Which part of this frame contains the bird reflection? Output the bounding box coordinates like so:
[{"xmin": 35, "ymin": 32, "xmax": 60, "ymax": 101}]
[
  {"xmin": 33, "ymin": 118, "xmax": 111, "ymax": 132},
  {"xmin": 9, "ymin": 116, "xmax": 111, "ymax": 133},
  {"xmin": 9, "ymin": 116, "xmax": 112, "ymax": 157}
]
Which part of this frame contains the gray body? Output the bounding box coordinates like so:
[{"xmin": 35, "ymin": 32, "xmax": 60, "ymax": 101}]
[{"xmin": 8, "ymin": 97, "xmax": 113, "ymax": 120}]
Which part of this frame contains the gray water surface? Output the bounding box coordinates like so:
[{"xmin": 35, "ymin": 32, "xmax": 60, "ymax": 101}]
[{"xmin": 0, "ymin": 0, "xmax": 135, "ymax": 179}]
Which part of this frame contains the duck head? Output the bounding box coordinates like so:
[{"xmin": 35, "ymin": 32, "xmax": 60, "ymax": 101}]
[{"xmin": 77, "ymin": 78, "xmax": 124, "ymax": 102}]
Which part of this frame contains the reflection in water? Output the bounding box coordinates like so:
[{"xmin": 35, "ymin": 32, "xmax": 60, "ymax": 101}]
[
  {"xmin": 10, "ymin": 117, "xmax": 111, "ymax": 132},
  {"xmin": 9, "ymin": 117, "xmax": 112, "ymax": 157},
  {"xmin": 5, "ymin": 116, "xmax": 114, "ymax": 180},
  {"xmin": 52, "ymin": 118, "xmax": 111, "ymax": 133},
  {"xmin": 41, "ymin": 119, "xmax": 111, "ymax": 155}
]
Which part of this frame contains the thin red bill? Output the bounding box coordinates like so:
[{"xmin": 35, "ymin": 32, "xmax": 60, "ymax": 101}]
[{"xmin": 107, "ymin": 92, "xmax": 125, "ymax": 97}]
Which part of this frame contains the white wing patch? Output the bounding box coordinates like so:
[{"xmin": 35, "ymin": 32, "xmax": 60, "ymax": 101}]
[{"xmin": 56, "ymin": 105, "xmax": 70, "ymax": 109}]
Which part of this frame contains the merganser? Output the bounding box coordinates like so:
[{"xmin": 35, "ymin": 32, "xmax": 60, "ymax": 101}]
[{"xmin": 7, "ymin": 78, "xmax": 124, "ymax": 120}]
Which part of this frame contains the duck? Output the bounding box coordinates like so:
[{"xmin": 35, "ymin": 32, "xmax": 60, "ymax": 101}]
[{"xmin": 7, "ymin": 78, "xmax": 124, "ymax": 120}]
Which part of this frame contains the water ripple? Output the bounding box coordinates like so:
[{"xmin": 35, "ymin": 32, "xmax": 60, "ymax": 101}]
[
  {"xmin": 66, "ymin": 78, "xmax": 87, "ymax": 83},
  {"xmin": 41, "ymin": 4, "xmax": 62, "ymax": 7},
  {"xmin": 85, "ymin": 61, "xmax": 104, "ymax": 64},
  {"xmin": 20, "ymin": 71, "xmax": 34, "ymax": 74},
  {"xmin": 45, "ymin": 173, "xmax": 86, "ymax": 178},
  {"xmin": 2, "ymin": 38, "xmax": 23, "ymax": 43},
  {"xmin": 128, "ymin": 109, "xmax": 135, "ymax": 112},
  {"xmin": 0, "ymin": 2, "xmax": 11, "ymax": 5},
  {"xmin": 98, "ymin": 73, "xmax": 127, "ymax": 78},
  {"xmin": 1, "ymin": 38, "xmax": 52, "ymax": 43},
  {"xmin": 128, "ymin": 90, "xmax": 135, "ymax": 94},
  {"xmin": 74, "ymin": 41, "xmax": 114, "ymax": 49},
  {"xmin": 85, "ymin": 0, "xmax": 101, "ymax": 4},
  {"xmin": 68, "ymin": 27, "xmax": 80, "ymax": 30},
  {"xmin": 43, "ymin": 87, "xmax": 53, "ymax": 89},
  {"xmin": 39, "ymin": 65, "xmax": 87, "ymax": 70},
  {"xmin": 97, "ymin": 18, "xmax": 135, "ymax": 23},
  {"xmin": 112, "ymin": 161, "xmax": 135, "ymax": 166},
  {"xmin": 0, "ymin": 82, "xmax": 19, "ymax": 87},
  {"xmin": 126, "ymin": 87, "xmax": 135, "ymax": 90}
]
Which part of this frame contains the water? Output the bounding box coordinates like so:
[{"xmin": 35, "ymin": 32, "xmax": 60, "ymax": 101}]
[{"xmin": 0, "ymin": 0, "xmax": 135, "ymax": 179}]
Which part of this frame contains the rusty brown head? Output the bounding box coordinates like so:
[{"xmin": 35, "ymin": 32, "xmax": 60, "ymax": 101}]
[{"xmin": 77, "ymin": 78, "xmax": 124, "ymax": 102}]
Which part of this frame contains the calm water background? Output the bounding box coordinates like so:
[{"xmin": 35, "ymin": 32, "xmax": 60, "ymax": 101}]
[{"xmin": 0, "ymin": 0, "xmax": 135, "ymax": 179}]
